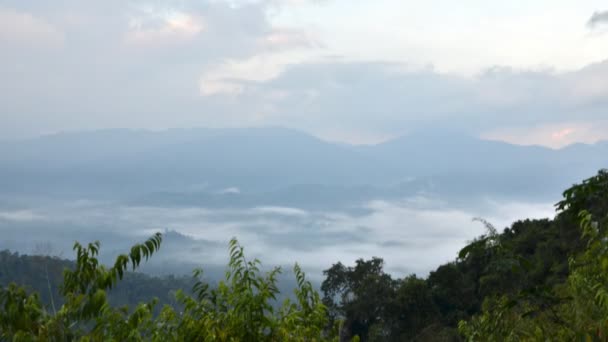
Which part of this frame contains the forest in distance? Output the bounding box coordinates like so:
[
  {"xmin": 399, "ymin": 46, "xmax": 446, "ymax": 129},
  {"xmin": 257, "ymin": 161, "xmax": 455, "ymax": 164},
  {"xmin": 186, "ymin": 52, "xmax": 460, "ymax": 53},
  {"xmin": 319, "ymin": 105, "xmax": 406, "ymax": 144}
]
[{"xmin": 1, "ymin": 169, "xmax": 607, "ymax": 341}]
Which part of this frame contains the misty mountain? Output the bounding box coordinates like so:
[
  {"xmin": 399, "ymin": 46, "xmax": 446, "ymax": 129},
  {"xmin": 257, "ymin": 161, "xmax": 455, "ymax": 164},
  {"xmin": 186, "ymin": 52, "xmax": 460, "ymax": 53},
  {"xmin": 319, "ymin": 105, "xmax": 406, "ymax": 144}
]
[{"xmin": 0, "ymin": 127, "xmax": 606, "ymax": 205}]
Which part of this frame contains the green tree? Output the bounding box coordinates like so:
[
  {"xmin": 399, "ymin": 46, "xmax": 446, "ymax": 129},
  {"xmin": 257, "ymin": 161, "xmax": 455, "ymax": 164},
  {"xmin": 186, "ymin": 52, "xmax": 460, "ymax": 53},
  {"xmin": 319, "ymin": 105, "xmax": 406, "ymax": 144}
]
[
  {"xmin": 0, "ymin": 234, "xmax": 331, "ymax": 341},
  {"xmin": 459, "ymin": 169, "xmax": 608, "ymax": 341},
  {"xmin": 321, "ymin": 258, "xmax": 396, "ymax": 341}
]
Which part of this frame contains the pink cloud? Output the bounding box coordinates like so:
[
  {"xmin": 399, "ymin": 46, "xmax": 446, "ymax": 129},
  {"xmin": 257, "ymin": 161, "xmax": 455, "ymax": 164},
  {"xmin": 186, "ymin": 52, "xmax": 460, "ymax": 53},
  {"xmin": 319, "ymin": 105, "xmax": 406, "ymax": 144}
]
[
  {"xmin": 125, "ymin": 12, "xmax": 205, "ymax": 47},
  {"xmin": 482, "ymin": 121, "xmax": 608, "ymax": 149},
  {"xmin": 551, "ymin": 128, "xmax": 574, "ymax": 140},
  {"xmin": 0, "ymin": 8, "xmax": 64, "ymax": 47}
]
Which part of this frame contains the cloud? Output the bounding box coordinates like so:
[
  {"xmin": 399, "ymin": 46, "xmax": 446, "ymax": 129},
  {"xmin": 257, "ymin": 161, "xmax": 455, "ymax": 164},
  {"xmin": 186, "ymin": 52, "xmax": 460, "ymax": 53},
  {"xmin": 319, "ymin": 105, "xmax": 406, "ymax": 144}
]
[
  {"xmin": 0, "ymin": 210, "xmax": 44, "ymax": 222},
  {"xmin": 1, "ymin": 1, "xmax": 608, "ymax": 147},
  {"xmin": 251, "ymin": 206, "xmax": 308, "ymax": 216},
  {"xmin": 588, "ymin": 10, "xmax": 608, "ymax": 28},
  {"xmin": 551, "ymin": 128, "xmax": 574, "ymax": 140},
  {"xmin": 482, "ymin": 120, "xmax": 608, "ymax": 148},
  {"xmin": 269, "ymin": 0, "xmax": 333, "ymax": 7},
  {"xmin": 0, "ymin": 0, "xmax": 315, "ymax": 136},
  {"xmin": 218, "ymin": 187, "xmax": 241, "ymax": 194},
  {"xmin": 0, "ymin": 8, "xmax": 64, "ymax": 47},
  {"xmin": 211, "ymin": 59, "xmax": 608, "ymax": 144},
  {"xmin": 124, "ymin": 11, "xmax": 205, "ymax": 46},
  {"xmin": 258, "ymin": 28, "xmax": 321, "ymax": 50},
  {"xmin": 0, "ymin": 197, "xmax": 555, "ymax": 278},
  {"xmin": 198, "ymin": 50, "xmax": 316, "ymax": 96}
]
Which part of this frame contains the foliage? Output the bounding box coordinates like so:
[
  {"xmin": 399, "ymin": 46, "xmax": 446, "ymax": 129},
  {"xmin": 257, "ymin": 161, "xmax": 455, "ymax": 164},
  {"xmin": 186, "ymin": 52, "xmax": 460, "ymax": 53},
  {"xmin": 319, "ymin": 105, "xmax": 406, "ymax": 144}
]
[
  {"xmin": 0, "ymin": 249, "xmax": 195, "ymax": 316},
  {"xmin": 322, "ymin": 170, "xmax": 607, "ymax": 341},
  {"xmin": 459, "ymin": 169, "xmax": 608, "ymax": 341},
  {"xmin": 321, "ymin": 258, "xmax": 397, "ymax": 341},
  {"xmin": 0, "ymin": 234, "xmax": 330, "ymax": 341}
]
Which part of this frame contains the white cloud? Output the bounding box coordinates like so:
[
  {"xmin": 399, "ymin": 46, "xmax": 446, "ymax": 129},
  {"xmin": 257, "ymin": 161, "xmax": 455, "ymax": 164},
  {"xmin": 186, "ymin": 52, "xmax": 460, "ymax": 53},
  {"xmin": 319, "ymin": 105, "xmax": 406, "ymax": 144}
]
[
  {"xmin": 199, "ymin": 50, "xmax": 317, "ymax": 96},
  {"xmin": 125, "ymin": 11, "xmax": 205, "ymax": 46},
  {"xmin": 218, "ymin": 187, "xmax": 241, "ymax": 194},
  {"xmin": 272, "ymin": 1, "xmax": 608, "ymax": 74},
  {"xmin": 251, "ymin": 206, "xmax": 308, "ymax": 216},
  {"xmin": 0, "ymin": 210, "xmax": 44, "ymax": 222},
  {"xmin": 258, "ymin": 27, "xmax": 321, "ymax": 50}
]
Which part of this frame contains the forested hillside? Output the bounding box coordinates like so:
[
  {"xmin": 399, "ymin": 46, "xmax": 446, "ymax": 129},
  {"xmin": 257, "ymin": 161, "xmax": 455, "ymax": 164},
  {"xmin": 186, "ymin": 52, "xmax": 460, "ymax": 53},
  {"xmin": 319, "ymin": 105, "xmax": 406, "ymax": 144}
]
[
  {"xmin": 320, "ymin": 171, "xmax": 604, "ymax": 341},
  {"xmin": 0, "ymin": 251, "xmax": 194, "ymax": 313},
  {"xmin": 1, "ymin": 169, "xmax": 607, "ymax": 341}
]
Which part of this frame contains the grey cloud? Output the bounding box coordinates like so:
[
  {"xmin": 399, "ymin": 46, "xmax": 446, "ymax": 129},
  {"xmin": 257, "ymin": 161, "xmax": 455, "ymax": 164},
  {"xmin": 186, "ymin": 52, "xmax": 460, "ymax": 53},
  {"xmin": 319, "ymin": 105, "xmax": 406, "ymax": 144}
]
[
  {"xmin": 1, "ymin": 1, "xmax": 608, "ymax": 142},
  {"xmin": 588, "ymin": 10, "xmax": 608, "ymax": 28},
  {"xmin": 0, "ymin": 0, "xmax": 315, "ymax": 138},
  {"xmin": 218, "ymin": 59, "xmax": 608, "ymax": 139},
  {"xmin": 1, "ymin": 0, "xmax": 274, "ymax": 63}
]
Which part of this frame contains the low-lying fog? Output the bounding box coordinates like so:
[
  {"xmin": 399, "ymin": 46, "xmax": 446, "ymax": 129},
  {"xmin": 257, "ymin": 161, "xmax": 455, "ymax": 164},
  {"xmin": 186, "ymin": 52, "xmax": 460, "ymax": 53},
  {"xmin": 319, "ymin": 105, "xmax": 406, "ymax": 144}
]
[{"xmin": 0, "ymin": 196, "xmax": 555, "ymax": 281}]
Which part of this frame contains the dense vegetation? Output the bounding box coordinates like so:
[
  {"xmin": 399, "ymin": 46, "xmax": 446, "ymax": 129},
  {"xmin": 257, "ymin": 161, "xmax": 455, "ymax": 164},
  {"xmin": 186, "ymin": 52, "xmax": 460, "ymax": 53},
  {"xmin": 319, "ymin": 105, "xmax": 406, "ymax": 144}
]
[
  {"xmin": 1, "ymin": 169, "xmax": 606, "ymax": 341},
  {"xmin": 0, "ymin": 251, "xmax": 195, "ymax": 314},
  {"xmin": 322, "ymin": 170, "xmax": 607, "ymax": 341},
  {"xmin": 0, "ymin": 236, "xmax": 327, "ymax": 341}
]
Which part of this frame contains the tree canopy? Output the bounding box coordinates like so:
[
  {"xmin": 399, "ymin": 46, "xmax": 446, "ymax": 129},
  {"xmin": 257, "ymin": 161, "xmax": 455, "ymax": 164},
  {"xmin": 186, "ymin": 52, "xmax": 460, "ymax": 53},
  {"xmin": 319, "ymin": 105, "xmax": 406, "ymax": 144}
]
[{"xmin": 0, "ymin": 235, "xmax": 328, "ymax": 341}]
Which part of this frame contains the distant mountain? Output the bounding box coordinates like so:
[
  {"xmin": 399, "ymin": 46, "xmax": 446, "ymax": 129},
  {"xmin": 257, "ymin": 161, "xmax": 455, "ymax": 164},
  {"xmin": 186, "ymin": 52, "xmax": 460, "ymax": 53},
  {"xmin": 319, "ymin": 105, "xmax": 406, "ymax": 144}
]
[
  {"xmin": 362, "ymin": 130, "xmax": 607, "ymax": 199},
  {"xmin": 0, "ymin": 127, "xmax": 606, "ymax": 204}
]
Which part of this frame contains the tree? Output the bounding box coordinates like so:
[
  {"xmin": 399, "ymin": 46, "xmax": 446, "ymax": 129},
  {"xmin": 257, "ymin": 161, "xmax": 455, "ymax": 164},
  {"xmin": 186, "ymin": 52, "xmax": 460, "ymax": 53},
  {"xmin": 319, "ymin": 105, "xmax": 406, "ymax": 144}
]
[
  {"xmin": 0, "ymin": 234, "xmax": 330, "ymax": 341},
  {"xmin": 459, "ymin": 169, "xmax": 608, "ymax": 341},
  {"xmin": 321, "ymin": 258, "xmax": 396, "ymax": 341}
]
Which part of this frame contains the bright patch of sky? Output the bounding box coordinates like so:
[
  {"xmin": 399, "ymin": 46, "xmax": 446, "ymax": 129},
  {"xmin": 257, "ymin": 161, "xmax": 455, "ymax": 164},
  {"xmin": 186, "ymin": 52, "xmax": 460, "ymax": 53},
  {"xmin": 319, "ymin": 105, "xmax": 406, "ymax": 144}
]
[{"xmin": 270, "ymin": 1, "xmax": 608, "ymax": 73}]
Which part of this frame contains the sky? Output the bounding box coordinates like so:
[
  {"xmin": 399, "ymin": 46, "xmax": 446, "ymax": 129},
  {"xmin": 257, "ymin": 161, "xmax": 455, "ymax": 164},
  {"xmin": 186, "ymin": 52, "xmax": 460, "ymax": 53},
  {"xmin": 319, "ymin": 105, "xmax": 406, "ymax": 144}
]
[{"xmin": 2, "ymin": 0, "xmax": 608, "ymax": 147}]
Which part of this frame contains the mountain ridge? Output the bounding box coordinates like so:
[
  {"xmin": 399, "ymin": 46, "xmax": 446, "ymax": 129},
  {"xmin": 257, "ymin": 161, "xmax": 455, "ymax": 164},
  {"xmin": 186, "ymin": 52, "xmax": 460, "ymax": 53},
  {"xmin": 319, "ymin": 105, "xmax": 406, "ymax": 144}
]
[
  {"xmin": 2, "ymin": 126, "xmax": 606, "ymax": 150},
  {"xmin": 0, "ymin": 127, "xmax": 606, "ymax": 202}
]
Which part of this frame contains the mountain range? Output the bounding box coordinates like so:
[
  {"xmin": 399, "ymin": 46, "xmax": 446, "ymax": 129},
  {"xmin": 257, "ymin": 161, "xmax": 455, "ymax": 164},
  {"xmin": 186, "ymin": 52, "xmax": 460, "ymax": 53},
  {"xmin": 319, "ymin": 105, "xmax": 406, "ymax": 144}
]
[{"xmin": 1, "ymin": 127, "xmax": 606, "ymax": 208}]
